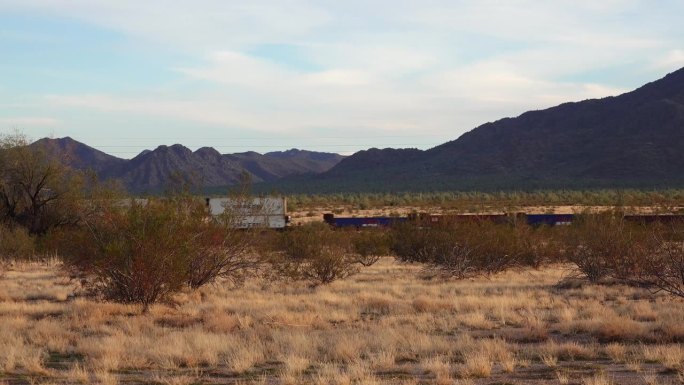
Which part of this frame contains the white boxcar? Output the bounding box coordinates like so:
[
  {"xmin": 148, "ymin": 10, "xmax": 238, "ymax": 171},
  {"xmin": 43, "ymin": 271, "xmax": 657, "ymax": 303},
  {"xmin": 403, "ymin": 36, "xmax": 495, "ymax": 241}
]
[{"xmin": 206, "ymin": 197, "xmax": 289, "ymax": 229}]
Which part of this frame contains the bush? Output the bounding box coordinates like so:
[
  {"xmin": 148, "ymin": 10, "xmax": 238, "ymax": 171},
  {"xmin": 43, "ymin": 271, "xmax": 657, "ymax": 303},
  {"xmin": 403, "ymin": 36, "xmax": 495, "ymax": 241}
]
[
  {"xmin": 563, "ymin": 213, "xmax": 652, "ymax": 282},
  {"xmin": 513, "ymin": 223, "xmax": 566, "ymax": 267},
  {"xmin": 632, "ymin": 221, "xmax": 684, "ymax": 298},
  {"xmin": 390, "ymin": 219, "xmax": 532, "ymax": 279},
  {"xmin": 390, "ymin": 222, "xmax": 437, "ymax": 264},
  {"xmin": 0, "ymin": 223, "xmax": 35, "ymax": 259},
  {"xmin": 270, "ymin": 223, "xmax": 358, "ymax": 286},
  {"xmin": 59, "ymin": 196, "xmax": 256, "ymax": 310},
  {"xmin": 185, "ymin": 225, "xmax": 256, "ymax": 290},
  {"xmin": 555, "ymin": 213, "xmax": 684, "ymax": 297},
  {"xmin": 350, "ymin": 229, "xmax": 390, "ymax": 266}
]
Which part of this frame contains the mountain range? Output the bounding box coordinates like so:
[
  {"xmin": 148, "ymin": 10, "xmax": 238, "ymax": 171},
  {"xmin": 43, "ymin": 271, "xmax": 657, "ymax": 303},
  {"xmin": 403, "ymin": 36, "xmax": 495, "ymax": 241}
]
[
  {"xmin": 31, "ymin": 137, "xmax": 345, "ymax": 192},
  {"xmin": 30, "ymin": 66, "xmax": 684, "ymax": 193},
  {"xmin": 267, "ymin": 66, "xmax": 684, "ymax": 193}
]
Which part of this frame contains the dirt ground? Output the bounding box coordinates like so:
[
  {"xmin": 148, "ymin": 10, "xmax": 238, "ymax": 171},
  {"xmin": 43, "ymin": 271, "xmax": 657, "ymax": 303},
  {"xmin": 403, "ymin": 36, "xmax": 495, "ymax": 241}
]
[{"xmin": 1, "ymin": 258, "xmax": 683, "ymax": 384}]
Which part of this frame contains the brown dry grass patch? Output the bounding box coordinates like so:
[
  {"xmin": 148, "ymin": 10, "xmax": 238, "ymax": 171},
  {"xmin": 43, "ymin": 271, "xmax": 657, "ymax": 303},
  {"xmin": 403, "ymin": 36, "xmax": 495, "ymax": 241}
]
[{"xmin": 0, "ymin": 258, "xmax": 683, "ymax": 384}]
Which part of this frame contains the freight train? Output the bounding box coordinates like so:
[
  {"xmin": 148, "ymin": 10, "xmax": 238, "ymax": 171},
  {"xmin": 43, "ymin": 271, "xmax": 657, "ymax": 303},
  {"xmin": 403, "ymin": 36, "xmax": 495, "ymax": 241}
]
[{"xmin": 322, "ymin": 212, "xmax": 684, "ymax": 228}]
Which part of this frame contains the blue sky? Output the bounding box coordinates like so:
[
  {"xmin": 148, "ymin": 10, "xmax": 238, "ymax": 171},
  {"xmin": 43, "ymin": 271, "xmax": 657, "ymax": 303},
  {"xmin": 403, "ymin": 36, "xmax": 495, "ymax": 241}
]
[{"xmin": 1, "ymin": 0, "xmax": 683, "ymax": 158}]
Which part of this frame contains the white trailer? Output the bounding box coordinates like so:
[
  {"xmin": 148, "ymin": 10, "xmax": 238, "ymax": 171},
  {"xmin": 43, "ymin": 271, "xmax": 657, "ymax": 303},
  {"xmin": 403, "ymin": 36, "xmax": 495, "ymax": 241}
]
[{"xmin": 206, "ymin": 197, "xmax": 289, "ymax": 229}]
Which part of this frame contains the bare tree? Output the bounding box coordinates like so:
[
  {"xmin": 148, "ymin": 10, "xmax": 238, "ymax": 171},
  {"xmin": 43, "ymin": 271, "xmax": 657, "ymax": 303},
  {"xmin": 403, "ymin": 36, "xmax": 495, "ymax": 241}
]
[{"xmin": 0, "ymin": 132, "xmax": 84, "ymax": 234}]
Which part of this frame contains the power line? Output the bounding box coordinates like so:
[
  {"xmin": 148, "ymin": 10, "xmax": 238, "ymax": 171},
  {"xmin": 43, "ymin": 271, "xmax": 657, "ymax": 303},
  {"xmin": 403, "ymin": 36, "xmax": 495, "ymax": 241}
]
[
  {"xmin": 69, "ymin": 135, "xmax": 448, "ymax": 140},
  {"xmin": 87, "ymin": 143, "xmax": 440, "ymax": 149}
]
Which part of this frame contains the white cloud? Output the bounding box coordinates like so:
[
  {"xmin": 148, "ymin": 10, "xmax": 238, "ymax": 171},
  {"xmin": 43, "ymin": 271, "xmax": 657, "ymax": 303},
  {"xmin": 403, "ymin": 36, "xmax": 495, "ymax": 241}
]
[
  {"xmin": 0, "ymin": 0, "xmax": 332, "ymax": 51},
  {"xmin": 0, "ymin": 117, "xmax": 60, "ymax": 127},
  {"xmin": 652, "ymin": 49, "xmax": 684, "ymax": 71},
  {"xmin": 304, "ymin": 69, "xmax": 373, "ymax": 87},
  {"xmin": 3, "ymin": 0, "xmax": 684, "ymax": 152}
]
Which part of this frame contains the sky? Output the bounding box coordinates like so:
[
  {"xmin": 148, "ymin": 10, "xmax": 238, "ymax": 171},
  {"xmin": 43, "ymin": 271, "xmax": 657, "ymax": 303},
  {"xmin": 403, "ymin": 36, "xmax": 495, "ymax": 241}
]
[{"xmin": 1, "ymin": 1, "xmax": 684, "ymax": 158}]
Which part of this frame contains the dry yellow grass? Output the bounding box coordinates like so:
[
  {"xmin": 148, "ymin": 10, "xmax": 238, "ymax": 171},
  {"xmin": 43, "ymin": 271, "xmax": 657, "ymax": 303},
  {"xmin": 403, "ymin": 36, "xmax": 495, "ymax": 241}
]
[
  {"xmin": 1, "ymin": 258, "xmax": 683, "ymax": 384},
  {"xmin": 604, "ymin": 342, "xmax": 628, "ymax": 362},
  {"xmin": 583, "ymin": 373, "xmax": 614, "ymax": 385}
]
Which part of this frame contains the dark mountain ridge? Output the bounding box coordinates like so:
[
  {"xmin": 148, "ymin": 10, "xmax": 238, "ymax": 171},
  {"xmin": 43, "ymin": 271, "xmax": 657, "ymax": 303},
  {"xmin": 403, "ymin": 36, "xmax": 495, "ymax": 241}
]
[
  {"xmin": 30, "ymin": 138, "xmax": 345, "ymax": 192},
  {"xmin": 424, "ymin": 69, "xmax": 684, "ymax": 180},
  {"xmin": 31, "ymin": 136, "xmax": 127, "ymax": 174},
  {"xmin": 269, "ymin": 67, "xmax": 684, "ymax": 193}
]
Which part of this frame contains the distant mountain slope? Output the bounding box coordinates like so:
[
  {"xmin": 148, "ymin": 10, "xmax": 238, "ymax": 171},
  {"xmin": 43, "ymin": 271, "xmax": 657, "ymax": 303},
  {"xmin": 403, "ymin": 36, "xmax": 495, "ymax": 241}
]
[
  {"xmin": 265, "ymin": 149, "xmax": 345, "ymax": 173},
  {"xmin": 324, "ymin": 148, "xmax": 423, "ymax": 176},
  {"xmin": 30, "ymin": 137, "xmax": 127, "ymax": 174},
  {"xmin": 226, "ymin": 149, "xmax": 339, "ymax": 181},
  {"xmin": 272, "ymin": 67, "xmax": 684, "ymax": 193},
  {"xmin": 425, "ymin": 68, "xmax": 684, "ymax": 181},
  {"xmin": 103, "ymin": 145, "xmax": 249, "ymax": 191},
  {"xmin": 31, "ymin": 138, "xmax": 345, "ymax": 192}
]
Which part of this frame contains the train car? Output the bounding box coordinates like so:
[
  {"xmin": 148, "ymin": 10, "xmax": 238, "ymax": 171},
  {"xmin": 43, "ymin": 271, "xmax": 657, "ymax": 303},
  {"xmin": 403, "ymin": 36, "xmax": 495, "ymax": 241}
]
[
  {"xmin": 525, "ymin": 214, "xmax": 575, "ymax": 226},
  {"xmin": 207, "ymin": 197, "xmax": 290, "ymax": 229},
  {"xmin": 323, "ymin": 213, "xmax": 407, "ymax": 228},
  {"xmin": 323, "ymin": 211, "xmax": 684, "ymax": 229},
  {"xmin": 624, "ymin": 214, "xmax": 684, "ymax": 224},
  {"xmin": 322, "ymin": 213, "xmax": 513, "ymax": 228},
  {"xmin": 408, "ymin": 213, "xmax": 519, "ymax": 227},
  {"xmin": 324, "ymin": 212, "xmax": 555, "ymax": 228}
]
